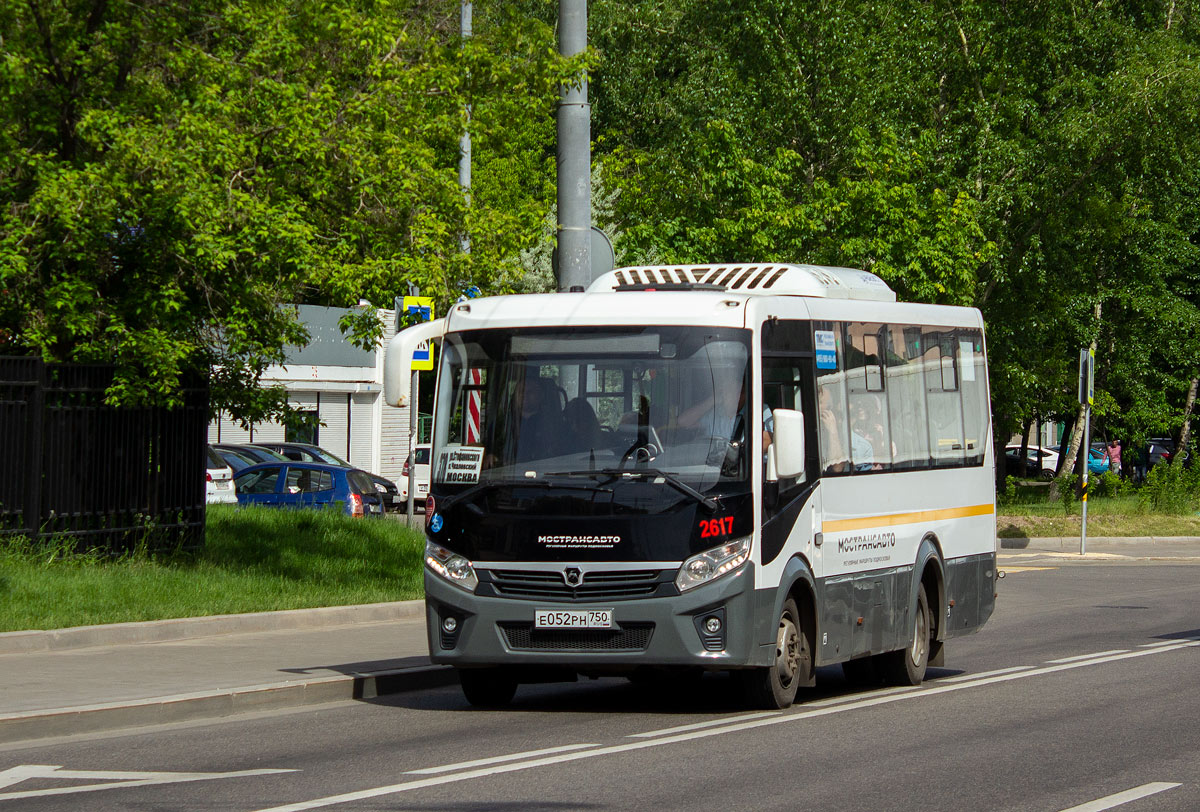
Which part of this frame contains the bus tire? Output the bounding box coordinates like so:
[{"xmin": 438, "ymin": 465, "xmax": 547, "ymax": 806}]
[
  {"xmin": 882, "ymin": 584, "xmax": 931, "ymax": 686},
  {"xmin": 738, "ymin": 598, "xmax": 806, "ymax": 709},
  {"xmin": 458, "ymin": 667, "xmax": 518, "ymax": 707}
]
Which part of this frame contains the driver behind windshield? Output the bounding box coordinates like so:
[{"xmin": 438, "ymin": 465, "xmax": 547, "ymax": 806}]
[{"xmin": 675, "ymin": 368, "xmax": 745, "ymax": 441}]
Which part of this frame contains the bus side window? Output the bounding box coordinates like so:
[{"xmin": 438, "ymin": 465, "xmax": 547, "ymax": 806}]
[
  {"xmin": 814, "ymin": 321, "xmax": 851, "ymax": 475},
  {"xmin": 924, "ymin": 330, "xmax": 965, "ymax": 466},
  {"xmin": 845, "ymin": 322, "xmax": 891, "ymax": 471},
  {"xmin": 959, "ymin": 329, "xmax": 988, "ymax": 465},
  {"xmin": 884, "ymin": 325, "xmax": 931, "ymax": 470}
]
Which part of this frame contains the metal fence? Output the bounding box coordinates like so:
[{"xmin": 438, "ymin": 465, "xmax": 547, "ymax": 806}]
[{"xmin": 0, "ymin": 357, "xmax": 208, "ymax": 554}]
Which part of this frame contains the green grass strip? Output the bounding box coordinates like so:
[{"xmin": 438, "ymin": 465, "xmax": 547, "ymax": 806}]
[{"xmin": 0, "ymin": 505, "xmax": 426, "ymax": 632}]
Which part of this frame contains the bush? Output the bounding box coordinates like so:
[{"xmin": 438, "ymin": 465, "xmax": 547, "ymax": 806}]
[
  {"xmin": 1056, "ymin": 472, "xmax": 1080, "ymax": 514},
  {"xmin": 1000, "ymin": 475, "xmax": 1019, "ymax": 505},
  {"xmin": 1090, "ymin": 470, "xmax": 1124, "ymax": 499},
  {"xmin": 1140, "ymin": 463, "xmax": 1200, "ymax": 515}
]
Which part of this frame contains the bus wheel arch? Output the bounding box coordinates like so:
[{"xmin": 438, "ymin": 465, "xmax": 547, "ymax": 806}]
[
  {"xmin": 784, "ymin": 572, "xmax": 817, "ymax": 690},
  {"xmin": 916, "ymin": 535, "xmax": 946, "ymax": 634},
  {"xmin": 737, "ymin": 596, "xmax": 806, "ymax": 709},
  {"xmin": 913, "ymin": 534, "xmax": 947, "ymax": 669}
]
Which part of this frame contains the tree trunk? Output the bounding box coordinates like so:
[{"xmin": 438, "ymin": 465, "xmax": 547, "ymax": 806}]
[
  {"xmin": 1017, "ymin": 416, "xmax": 1031, "ymax": 479},
  {"xmin": 1176, "ymin": 376, "xmax": 1197, "ymax": 467},
  {"xmin": 1055, "ymin": 301, "xmax": 1102, "ymax": 497}
]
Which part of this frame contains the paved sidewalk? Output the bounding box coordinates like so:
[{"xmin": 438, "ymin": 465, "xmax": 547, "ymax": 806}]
[
  {"xmin": 997, "ymin": 535, "xmax": 1200, "ymax": 560},
  {"xmin": 3, "ymin": 537, "xmax": 1198, "ymax": 746},
  {"xmin": 0, "ymin": 601, "xmax": 452, "ymax": 746}
]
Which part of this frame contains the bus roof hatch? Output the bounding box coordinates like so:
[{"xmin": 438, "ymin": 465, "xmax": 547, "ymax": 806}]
[{"xmin": 588, "ymin": 264, "xmax": 897, "ymax": 302}]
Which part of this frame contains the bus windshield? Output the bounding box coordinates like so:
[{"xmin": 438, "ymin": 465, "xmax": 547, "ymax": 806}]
[{"xmin": 432, "ymin": 326, "xmax": 753, "ymax": 499}]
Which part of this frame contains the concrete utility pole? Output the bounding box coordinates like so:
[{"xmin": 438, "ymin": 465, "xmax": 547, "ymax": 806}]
[
  {"xmin": 555, "ymin": 0, "xmax": 591, "ymax": 292},
  {"xmin": 459, "ymin": 2, "xmax": 472, "ymax": 255}
]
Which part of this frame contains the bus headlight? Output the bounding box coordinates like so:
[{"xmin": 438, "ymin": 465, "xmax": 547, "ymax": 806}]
[
  {"xmin": 675, "ymin": 537, "xmax": 751, "ymax": 592},
  {"xmin": 425, "ymin": 541, "xmax": 478, "ymax": 593}
]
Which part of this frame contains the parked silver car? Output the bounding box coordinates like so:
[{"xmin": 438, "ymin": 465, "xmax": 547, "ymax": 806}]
[{"xmin": 205, "ymin": 446, "xmax": 237, "ymax": 504}]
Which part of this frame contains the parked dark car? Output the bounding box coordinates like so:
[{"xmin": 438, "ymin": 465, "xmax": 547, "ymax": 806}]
[
  {"xmin": 253, "ymin": 442, "xmax": 402, "ymax": 511},
  {"xmin": 214, "ymin": 443, "xmax": 290, "ymax": 466},
  {"xmin": 1142, "ymin": 436, "xmax": 1171, "ymax": 467},
  {"xmin": 233, "ymin": 462, "xmax": 385, "ymax": 517},
  {"xmin": 213, "ymin": 446, "xmax": 262, "ymax": 473}
]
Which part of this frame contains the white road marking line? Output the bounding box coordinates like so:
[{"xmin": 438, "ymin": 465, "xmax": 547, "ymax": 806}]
[
  {"xmin": 1048, "ymin": 650, "xmax": 1129, "ymax": 664},
  {"xmin": 251, "ymin": 639, "xmax": 1200, "ymax": 812},
  {"xmin": 0, "ymin": 765, "xmax": 59, "ymax": 791},
  {"xmin": 631, "ymin": 684, "xmax": 927, "ymax": 739},
  {"xmin": 405, "ymin": 743, "xmax": 601, "ymax": 774},
  {"xmin": 0, "ymin": 767, "xmax": 294, "ymax": 802},
  {"xmin": 937, "ymin": 665, "xmax": 1035, "ymax": 683},
  {"xmin": 628, "ymin": 711, "xmax": 781, "ymax": 739},
  {"xmin": 1057, "ymin": 781, "xmax": 1181, "ymax": 811}
]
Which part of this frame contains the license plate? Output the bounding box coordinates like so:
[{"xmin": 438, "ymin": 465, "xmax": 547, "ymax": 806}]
[
  {"xmin": 535, "ymin": 609, "xmax": 613, "ymax": 629},
  {"xmin": 391, "ymin": 495, "xmax": 402, "ymax": 504},
  {"xmin": 418, "ymin": 484, "xmax": 428, "ymax": 493}
]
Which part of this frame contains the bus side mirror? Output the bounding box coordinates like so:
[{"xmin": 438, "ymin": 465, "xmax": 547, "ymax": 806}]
[
  {"xmin": 772, "ymin": 408, "xmax": 806, "ymax": 479},
  {"xmin": 384, "ymin": 318, "xmax": 445, "ymax": 407}
]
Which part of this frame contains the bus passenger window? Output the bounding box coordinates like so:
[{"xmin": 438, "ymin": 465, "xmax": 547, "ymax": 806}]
[
  {"xmin": 885, "ymin": 325, "xmax": 931, "ymax": 470},
  {"xmin": 845, "ymin": 322, "xmax": 891, "ymax": 471},
  {"xmin": 924, "ymin": 331, "xmax": 965, "ymax": 466}
]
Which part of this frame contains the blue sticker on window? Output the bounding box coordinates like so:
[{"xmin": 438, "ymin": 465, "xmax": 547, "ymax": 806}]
[
  {"xmin": 815, "ymin": 330, "xmax": 838, "ymax": 369},
  {"xmin": 429, "ymin": 513, "xmax": 443, "ymax": 533}
]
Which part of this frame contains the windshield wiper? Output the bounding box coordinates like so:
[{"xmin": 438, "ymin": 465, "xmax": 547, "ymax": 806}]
[{"xmin": 547, "ymin": 468, "xmax": 718, "ymax": 513}]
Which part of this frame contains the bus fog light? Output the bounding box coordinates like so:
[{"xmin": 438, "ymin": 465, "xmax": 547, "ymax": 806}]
[
  {"xmin": 704, "ymin": 616, "xmax": 722, "ymax": 634},
  {"xmin": 442, "ymin": 617, "xmax": 459, "ymax": 633}
]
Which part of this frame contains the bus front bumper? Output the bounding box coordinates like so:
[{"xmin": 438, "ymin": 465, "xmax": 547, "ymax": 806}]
[{"xmin": 423, "ymin": 563, "xmax": 767, "ymax": 670}]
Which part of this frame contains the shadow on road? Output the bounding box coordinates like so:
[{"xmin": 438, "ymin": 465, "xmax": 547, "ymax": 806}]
[{"xmin": 368, "ymin": 664, "xmax": 971, "ymax": 715}]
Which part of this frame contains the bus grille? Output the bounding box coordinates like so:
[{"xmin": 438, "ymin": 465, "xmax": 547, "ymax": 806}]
[
  {"xmin": 498, "ymin": 622, "xmax": 655, "ymax": 652},
  {"xmin": 485, "ymin": 569, "xmax": 668, "ymax": 601}
]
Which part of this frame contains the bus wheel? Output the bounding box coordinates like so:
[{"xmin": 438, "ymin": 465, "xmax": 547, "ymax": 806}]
[
  {"xmin": 882, "ymin": 585, "xmax": 931, "ymax": 686},
  {"xmin": 739, "ymin": 598, "xmax": 806, "ymax": 709},
  {"xmin": 458, "ymin": 667, "xmax": 518, "ymax": 707}
]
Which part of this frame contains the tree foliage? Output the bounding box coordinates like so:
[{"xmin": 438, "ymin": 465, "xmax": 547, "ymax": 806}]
[
  {"xmin": 586, "ymin": 0, "xmax": 1200, "ymax": 457},
  {"xmin": 1, "ymin": 0, "xmax": 570, "ymax": 419},
  {"xmin": 4, "ymin": 0, "xmax": 1199, "ymax": 452}
]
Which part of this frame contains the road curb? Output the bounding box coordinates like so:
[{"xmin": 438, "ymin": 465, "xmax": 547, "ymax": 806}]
[
  {"xmin": 0, "ymin": 600, "xmax": 427, "ymax": 655},
  {"xmin": 0, "ymin": 663, "xmax": 457, "ymax": 746},
  {"xmin": 999, "ymin": 536, "xmax": 1200, "ymax": 550}
]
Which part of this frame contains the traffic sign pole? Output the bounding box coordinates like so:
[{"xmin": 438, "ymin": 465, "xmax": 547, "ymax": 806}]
[
  {"xmin": 1079, "ymin": 348, "xmax": 1094, "ymax": 555},
  {"xmin": 402, "ymin": 294, "xmax": 435, "ymax": 526}
]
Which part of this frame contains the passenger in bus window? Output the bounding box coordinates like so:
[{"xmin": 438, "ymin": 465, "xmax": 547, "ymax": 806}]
[
  {"xmin": 818, "ymin": 385, "xmax": 849, "ymax": 473},
  {"xmin": 851, "ymin": 406, "xmax": 877, "ymax": 471},
  {"xmin": 512, "ymin": 376, "xmax": 563, "ymax": 462}
]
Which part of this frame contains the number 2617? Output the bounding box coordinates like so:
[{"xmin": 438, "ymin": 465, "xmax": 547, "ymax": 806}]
[{"xmin": 698, "ymin": 516, "xmax": 734, "ymax": 538}]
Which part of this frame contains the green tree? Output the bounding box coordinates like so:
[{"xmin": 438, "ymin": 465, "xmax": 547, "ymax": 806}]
[
  {"xmin": 0, "ymin": 0, "xmax": 571, "ymax": 420},
  {"xmin": 584, "ymin": 0, "xmax": 1200, "ymax": 465}
]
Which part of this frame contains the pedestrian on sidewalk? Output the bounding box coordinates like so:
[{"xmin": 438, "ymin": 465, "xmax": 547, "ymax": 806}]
[{"xmin": 1103, "ymin": 439, "xmax": 1122, "ymax": 478}]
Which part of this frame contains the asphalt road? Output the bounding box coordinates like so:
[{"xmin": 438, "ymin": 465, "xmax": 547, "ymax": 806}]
[{"xmin": 3, "ymin": 562, "xmax": 1198, "ymax": 812}]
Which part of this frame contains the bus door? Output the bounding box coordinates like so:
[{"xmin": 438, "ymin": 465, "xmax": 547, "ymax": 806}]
[{"xmin": 760, "ymin": 321, "xmax": 820, "ymax": 581}]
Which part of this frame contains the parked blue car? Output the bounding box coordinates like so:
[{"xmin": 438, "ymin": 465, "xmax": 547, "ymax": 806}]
[
  {"xmin": 1087, "ymin": 448, "xmax": 1112, "ymax": 475},
  {"xmin": 233, "ymin": 462, "xmax": 385, "ymax": 517}
]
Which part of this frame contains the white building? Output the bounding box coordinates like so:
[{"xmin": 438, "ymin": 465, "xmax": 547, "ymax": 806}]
[{"xmin": 207, "ymin": 305, "xmax": 426, "ymax": 483}]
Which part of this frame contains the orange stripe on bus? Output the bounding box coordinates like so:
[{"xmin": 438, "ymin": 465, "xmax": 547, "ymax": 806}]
[{"xmin": 822, "ymin": 503, "xmax": 995, "ymax": 533}]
